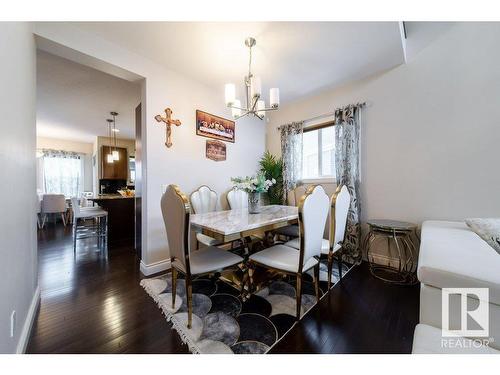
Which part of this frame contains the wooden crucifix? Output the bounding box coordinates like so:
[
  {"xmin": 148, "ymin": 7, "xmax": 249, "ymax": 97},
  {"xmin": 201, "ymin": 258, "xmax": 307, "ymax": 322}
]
[{"xmin": 154, "ymin": 108, "xmax": 182, "ymax": 148}]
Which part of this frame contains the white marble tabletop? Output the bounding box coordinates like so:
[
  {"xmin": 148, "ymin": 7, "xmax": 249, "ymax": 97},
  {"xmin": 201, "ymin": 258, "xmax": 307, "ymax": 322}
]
[{"xmin": 190, "ymin": 205, "xmax": 298, "ymax": 235}]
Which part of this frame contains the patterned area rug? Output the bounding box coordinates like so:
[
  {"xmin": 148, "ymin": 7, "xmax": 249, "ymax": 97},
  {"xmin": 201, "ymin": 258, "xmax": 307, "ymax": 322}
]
[{"xmin": 141, "ymin": 258, "xmax": 351, "ymax": 354}]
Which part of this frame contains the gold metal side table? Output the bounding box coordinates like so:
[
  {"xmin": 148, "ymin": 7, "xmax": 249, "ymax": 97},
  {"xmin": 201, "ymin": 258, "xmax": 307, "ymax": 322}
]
[{"xmin": 365, "ymin": 220, "xmax": 418, "ymax": 285}]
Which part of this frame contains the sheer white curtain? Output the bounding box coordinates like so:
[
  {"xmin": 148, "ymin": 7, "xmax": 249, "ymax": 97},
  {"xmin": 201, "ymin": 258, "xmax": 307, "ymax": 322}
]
[{"xmin": 41, "ymin": 150, "xmax": 83, "ymax": 198}]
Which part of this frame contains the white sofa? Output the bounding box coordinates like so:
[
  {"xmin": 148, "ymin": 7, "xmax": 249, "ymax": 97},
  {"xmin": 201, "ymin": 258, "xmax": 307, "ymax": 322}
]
[{"xmin": 414, "ymin": 220, "xmax": 500, "ymax": 353}]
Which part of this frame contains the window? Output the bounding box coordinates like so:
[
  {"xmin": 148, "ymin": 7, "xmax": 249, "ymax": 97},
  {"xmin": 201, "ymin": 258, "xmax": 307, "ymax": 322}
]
[
  {"xmin": 42, "ymin": 152, "xmax": 83, "ymax": 197},
  {"xmin": 302, "ymin": 125, "xmax": 335, "ymax": 180},
  {"xmin": 129, "ymin": 156, "xmax": 136, "ymax": 183}
]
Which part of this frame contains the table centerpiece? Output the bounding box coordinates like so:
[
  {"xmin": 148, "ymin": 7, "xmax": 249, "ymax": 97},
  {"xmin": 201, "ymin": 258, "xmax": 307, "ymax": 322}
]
[{"xmin": 231, "ymin": 174, "xmax": 276, "ymax": 214}]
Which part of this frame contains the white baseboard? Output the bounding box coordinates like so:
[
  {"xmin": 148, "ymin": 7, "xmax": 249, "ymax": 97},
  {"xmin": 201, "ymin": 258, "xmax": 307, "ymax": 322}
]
[
  {"xmin": 16, "ymin": 285, "xmax": 40, "ymax": 354},
  {"xmin": 140, "ymin": 258, "xmax": 171, "ymax": 276}
]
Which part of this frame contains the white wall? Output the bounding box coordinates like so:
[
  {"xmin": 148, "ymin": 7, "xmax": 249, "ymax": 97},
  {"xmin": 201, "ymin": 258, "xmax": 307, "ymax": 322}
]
[
  {"xmin": 34, "ymin": 23, "xmax": 266, "ymax": 272},
  {"xmin": 0, "ymin": 23, "xmax": 38, "ymax": 353},
  {"xmin": 267, "ymin": 23, "xmax": 500, "ymax": 227},
  {"xmin": 37, "ymin": 136, "xmax": 94, "ymax": 192}
]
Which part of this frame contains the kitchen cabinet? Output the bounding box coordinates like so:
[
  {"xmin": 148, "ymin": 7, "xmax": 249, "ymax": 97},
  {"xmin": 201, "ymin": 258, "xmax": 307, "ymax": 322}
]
[{"xmin": 101, "ymin": 146, "xmax": 128, "ymax": 180}]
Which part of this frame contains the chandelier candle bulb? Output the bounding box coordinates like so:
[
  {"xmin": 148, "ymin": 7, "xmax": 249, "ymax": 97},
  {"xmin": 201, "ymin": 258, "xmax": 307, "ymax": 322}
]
[
  {"xmin": 270, "ymin": 88, "xmax": 280, "ymax": 108},
  {"xmin": 225, "ymin": 83, "xmax": 236, "ymax": 105},
  {"xmin": 251, "ymin": 76, "xmax": 262, "ymax": 99},
  {"xmin": 257, "ymin": 100, "xmax": 265, "ymax": 118},
  {"xmin": 232, "ymin": 99, "xmax": 242, "ymax": 118}
]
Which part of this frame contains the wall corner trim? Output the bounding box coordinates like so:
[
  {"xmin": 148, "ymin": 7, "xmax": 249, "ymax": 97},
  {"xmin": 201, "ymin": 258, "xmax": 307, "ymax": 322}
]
[
  {"xmin": 140, "ymin": 258, "xmax": 171, "ymax": 276},
  {"xmin": 16, "ymin": 285, "xmax": 41, "ymax": 354}
]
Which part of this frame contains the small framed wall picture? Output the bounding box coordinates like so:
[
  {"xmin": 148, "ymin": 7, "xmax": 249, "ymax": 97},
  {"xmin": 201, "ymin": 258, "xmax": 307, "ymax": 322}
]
[
  {"xmin": 206, "ymin": 140, "xmax": 227, "ymax": 162},
  {"xmin": 196, "ymin": 110, "xmax": 235, "ymax": 143}
]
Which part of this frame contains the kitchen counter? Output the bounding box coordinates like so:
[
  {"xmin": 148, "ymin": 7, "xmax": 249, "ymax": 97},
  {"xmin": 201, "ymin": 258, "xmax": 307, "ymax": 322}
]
[
  {"xmin": 90, "ymin": 194, "xmax": 135, "ymax": 200},
  {"xmin": 88, "ymin": 195, "xmax": 135, "ymax": 248}
]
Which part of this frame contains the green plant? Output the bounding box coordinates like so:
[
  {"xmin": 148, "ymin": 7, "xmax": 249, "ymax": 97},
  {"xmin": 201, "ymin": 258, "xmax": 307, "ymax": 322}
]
[
  {"xmin": 231, "ymin": 173, "xmax": 275, "ymax": 194},
  {"xmin": 259, "ymin": 151, "xmax": 284, "ymax": 204}
]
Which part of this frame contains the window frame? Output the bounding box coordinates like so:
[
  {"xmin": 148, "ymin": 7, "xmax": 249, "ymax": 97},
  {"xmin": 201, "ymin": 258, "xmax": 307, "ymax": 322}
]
[{"xmin": 301, "ymin": 121, "xmax": 336, "ymax": 183}]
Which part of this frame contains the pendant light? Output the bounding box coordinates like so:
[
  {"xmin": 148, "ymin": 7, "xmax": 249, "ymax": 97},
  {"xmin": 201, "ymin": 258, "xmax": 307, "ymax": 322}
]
[
  {"xmin": 106, "ymin": 119, "xmax": 114, "ymax": 163},
  {"xmin": 110, "ymin": 112, "xmax": 120, "ymax": 161}
]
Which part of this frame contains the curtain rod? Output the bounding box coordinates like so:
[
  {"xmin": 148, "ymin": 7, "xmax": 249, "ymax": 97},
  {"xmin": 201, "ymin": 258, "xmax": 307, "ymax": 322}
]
[
  {"xmin": 302, "ymin": 102, "xmax": 366, "ymax": 123},
  {"xmin": 277, "ymin": 101, "xmax": 367, "ymax": 130}
]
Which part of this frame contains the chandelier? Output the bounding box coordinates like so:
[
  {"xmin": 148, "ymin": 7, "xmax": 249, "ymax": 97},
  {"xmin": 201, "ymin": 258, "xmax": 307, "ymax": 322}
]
[
  {"xmin": 105, "ymin": 111, "xmax": 119, "ymax": 163},
  {"xmin": 224, "ymin": 37, "xmax": 279, "ymax": 120}
]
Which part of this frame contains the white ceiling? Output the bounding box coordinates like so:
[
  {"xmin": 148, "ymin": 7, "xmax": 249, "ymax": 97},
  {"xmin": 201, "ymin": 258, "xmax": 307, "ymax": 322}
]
[
  {"xmin": 36, "ymin": 50, "xmax": 141, "ymax": 143},
  {"xmin": 73, "ymin": 22, "xmax": 406, "ymax": 104}
]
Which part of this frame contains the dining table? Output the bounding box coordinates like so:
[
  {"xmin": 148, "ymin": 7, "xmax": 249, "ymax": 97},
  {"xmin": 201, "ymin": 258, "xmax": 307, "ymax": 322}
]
[
  {"xmin": 190, "ymin": 204, "xmax": 299, "ymax": 245},
  {"xmin": 190, "ymin": 205, "xmax": 299, "ymax": 296}
]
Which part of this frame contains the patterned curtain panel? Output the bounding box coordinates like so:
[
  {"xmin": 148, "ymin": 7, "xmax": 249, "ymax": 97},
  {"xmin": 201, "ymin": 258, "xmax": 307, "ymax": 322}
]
[
  {"xmin": 334, "ymin": 105, "xmax": 362, "ymax": 263},
  {"xmin": 42, "ymin": 149, "xmax": 82, "ymax": 198},
  {"xmin": 279, "ymin": 121, "xmax": 304, "ymax": 203}
]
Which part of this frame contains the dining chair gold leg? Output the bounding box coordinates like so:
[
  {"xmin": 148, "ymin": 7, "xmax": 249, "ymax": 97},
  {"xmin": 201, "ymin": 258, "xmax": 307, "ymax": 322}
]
[
  {"xmin": 171, "ymin": 267, "xmax": 178, "ymax": 308},
  {"xmin": 327, "ymin": 252, "xmax": 333, "ymax": 289},
  {"xmin": 240, "ymin": 266, "xmax": 249, "ymax": 296},
  {"xmin": 295, "ymin": 273, "xmax": 302, "ymax": 321},
  {"xmin": 247, "ymin": 262, "xmax": 255, "ymax": 293},
  {"xmin": 313, "ymin": 263, "xmax": 320, "ymax": 303},
  {"xmin": 186, "ymin": 276, "xmax": 193, "ymax": 329}
]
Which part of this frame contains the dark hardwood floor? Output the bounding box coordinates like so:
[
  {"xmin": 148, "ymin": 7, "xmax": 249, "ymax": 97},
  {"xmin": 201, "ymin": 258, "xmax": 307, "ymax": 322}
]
[{"xmin": 28, "ymin": 223, "xmax": 419, "ymax": 354}]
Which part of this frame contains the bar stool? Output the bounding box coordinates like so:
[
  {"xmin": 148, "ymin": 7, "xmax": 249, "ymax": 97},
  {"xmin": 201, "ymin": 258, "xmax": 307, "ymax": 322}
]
[{"xmin": 70, "ymin": 197, "xmax": 108, "ymax": 258}]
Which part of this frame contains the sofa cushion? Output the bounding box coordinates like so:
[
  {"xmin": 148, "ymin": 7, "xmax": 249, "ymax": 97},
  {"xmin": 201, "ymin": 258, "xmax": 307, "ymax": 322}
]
[
  {"xmin": 465, "ymin": 218, "xmax": 500, "ymax": 255},
  {"xmin": 418, "ymin": 221, "xmax": 500, "ymax": 305},
  {"xmin": 412, "ymin": 324, "xmax": 499, "ymax": 354}
]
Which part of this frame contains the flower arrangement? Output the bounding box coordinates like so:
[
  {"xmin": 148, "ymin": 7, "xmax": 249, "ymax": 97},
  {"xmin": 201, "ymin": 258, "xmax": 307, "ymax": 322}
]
[{"xmin": 231, "ymin": 173, "xmax": 276, "ymax": 194}]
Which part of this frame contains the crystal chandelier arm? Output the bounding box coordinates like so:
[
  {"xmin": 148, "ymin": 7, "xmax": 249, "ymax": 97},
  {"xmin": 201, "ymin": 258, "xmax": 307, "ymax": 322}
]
[
  {"xmin": 250, "ymin": 94, "xmax": 259, "ymax": 112},
  {"xmin": 234, "ymin": 110, "xmax": 250, "ymax": 120},
  {"xmin": 258, "ymin": 106, "xmax": 279, "ymax": 112},
  {"xmin": 228, "ymin": 103, "xmax": 247, "ymax": 111}
]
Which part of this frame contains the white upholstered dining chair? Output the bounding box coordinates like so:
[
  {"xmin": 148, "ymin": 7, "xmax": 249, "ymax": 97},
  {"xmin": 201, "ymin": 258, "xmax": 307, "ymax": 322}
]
[
  {"xmin": 285, "ymin": 185, "xmax": 351, "ymax": 288},
  {"xmin": 190, "ymin": 185, "xmax": 222, "ymax": 247},
  {"xmin": 162, "ymin": 185, "xmax": 244, "ymax": 329},
  {"xmin": 36, "ymin": 195, "xmax": 42, "ymax": 229},
  {"xmin": 41, "ymin": 194, "xmax": 68, "ymax": 227},
  {"xmin": 248, "ymin": 185, "xmax": 330, "ymax": 320},
  {"xmin": 227, "ymin": 188, "xmax": 248, "ymax": 210}
]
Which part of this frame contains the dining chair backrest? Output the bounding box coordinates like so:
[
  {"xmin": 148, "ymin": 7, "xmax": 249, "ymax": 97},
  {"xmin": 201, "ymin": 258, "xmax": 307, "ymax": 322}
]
[
  {"xmin": 298, "ymin": 185, "xmax": 330, "ymax": 270},
  {"xmin": 70, "ymin": 197, "xmax": 81, "ymax": 217},
  {"xmin": 41, "ymin": 194, "xmax": 66, "ymax": 214},
  {"xmin": 36, "ymin": 194, "xmax": 42, "ymax": 214},
  {"xmin": 161, "ymin": 185, "xmax": 190, "ymax": 272},
  {"xmin": 80, "ymin": 194, "xmax": 88, "ymax": 208},
  {"xmin": 330, "ymin": 185, "xmax": 351, "ymax": 248},
  {"xmin": 190, "ymin": 185, "xmax": 217, "ymax": 214},
  {"xmin": 227, "ymin": 188, "xmax": 248, "ymax": 210}
]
